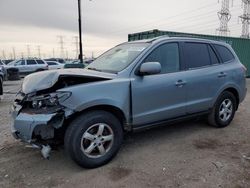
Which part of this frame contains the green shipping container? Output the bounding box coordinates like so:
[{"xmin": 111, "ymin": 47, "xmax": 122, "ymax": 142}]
[{"xmin": 128, "ymin": 29, "xmax": 250, "ymax": 77}]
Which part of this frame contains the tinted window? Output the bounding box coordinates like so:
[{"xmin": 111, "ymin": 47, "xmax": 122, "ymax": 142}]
[
  {"xmin": 208, "ymin": 45, "xmax": 220, "ymax": 64},
  {"xmin": 184, "ymin": 43, "xmax": 211, "ymax": 69},
  {"xmin": 144, "ymin": 43, "xmax": 180, "ymax": 74},
  {"xmin": 213, "ymin": 44, "xmax": 234, "ymax": 63},
  {"xmin": 26, "ymin": 60, "xmax": 37, "ymax": 65},
  {"xmin": 36, "ymin": 60, "xmax": 45, "ymax": 64},
  {"xmin": 47, "ymin": 62, "xmax": 57, "ymax": 66},
  {"xmin": 15, "ymin": 60, "xmax": 25, "ymax": 66}
]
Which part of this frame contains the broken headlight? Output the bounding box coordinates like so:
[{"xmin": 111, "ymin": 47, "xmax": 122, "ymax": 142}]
[{"xmin": 29, "ymin": 92, "xmax": 71, "ymax": 109}]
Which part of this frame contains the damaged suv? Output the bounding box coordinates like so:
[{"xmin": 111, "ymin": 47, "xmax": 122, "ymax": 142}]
[{"xmin": 11, "ymin": 37, "xmax": 247, "ymax": 168}]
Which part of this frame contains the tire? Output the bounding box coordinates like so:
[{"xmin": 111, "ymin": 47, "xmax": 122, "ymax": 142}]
[
  {"xmin": 208, "ymin": 91, "xmax": 237, "ymax": 128},
  {"xmin": 64, "ymin": 110, "xmax": 123, "ymax": 168}
]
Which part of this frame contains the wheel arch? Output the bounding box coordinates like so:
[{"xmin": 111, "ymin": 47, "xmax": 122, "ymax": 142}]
[
  {"xmin": 67, "ymin": 105, "xmax": 129, "ymax": 131},
  {"xmin": 219, "ymin": 87, "xmax": 240, "ymax": 110}
]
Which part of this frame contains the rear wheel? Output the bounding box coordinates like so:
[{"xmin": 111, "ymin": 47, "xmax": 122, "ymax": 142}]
[
  {"xmin": 64, "ymin": 111, "xmax": 123, "ymax": 168},
  {"xmin": 208, "ymin": 91, "xmax": 237, "ymax": 128}
]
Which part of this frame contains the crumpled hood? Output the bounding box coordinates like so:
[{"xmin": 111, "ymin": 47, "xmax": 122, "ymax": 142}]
[{"xmin": 22, "ymin": 69, "xmax": 115, "ymax": 94}]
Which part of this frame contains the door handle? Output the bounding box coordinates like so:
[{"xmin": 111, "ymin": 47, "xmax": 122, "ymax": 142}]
[
  {"xmin": 218, "ymin": 72, "xmax": 227, "ymax": 78},
  {"xmin": 175, "ymin": 80, "xmax": 187, "ymax": 87}
]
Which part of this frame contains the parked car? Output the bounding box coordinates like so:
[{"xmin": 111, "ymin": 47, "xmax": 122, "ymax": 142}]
[
  {"xmin": 0, "ymin": 68, "xmax": 3, "ymax": 97},
  {"xmin": 64, "ymin": 60, "xmax": 88, "ymax": 69},
  {"xmin": 44, "ymin": 58, "xmax": 66, "ymax": 64},
  {"xmin": 6, "ymin": 59, "xmax": 48, "ymax": 76},
  {"xmin": 0, "ymin": 60, "xmax": 7, "ymax": 80},
  {"xmin": 11, "ymin": 37, "xmax": 247, "ymax": 168},
  {"xmin": 46, "ymin": 61, "xmax": 64, "ymax": 70}
]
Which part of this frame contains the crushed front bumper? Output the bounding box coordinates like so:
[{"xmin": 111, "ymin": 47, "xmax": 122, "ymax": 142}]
[{"xmin": 11, "ymin": 103, "xmax": 64, "ymax": 143}]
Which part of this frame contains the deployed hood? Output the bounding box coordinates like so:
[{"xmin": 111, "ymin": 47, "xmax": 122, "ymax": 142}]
[{"xmin": 22, "ymin": 69, "xmax": 115, "ymax": 94}]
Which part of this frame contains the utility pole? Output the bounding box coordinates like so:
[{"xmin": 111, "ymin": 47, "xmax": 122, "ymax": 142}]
[
  {"xmin": 78, "ymin": 0, "xmax": 83, "ymax": 63},
  {"xmin": 27, "ymin": 45, "xmax": 31, "ymax": 58},
  {"xmin": 12, "ymin": 47, "xmax": 16, "ymax": 60},
  {"xmin": 240, "ymin": 0, "xmax": 250, "ymax": 38},
  {"xmin": 52, "ymin": 48, "xmax": 55, "ymax": 58},
  {"xmin": 57, "ymin": 36, "xmax": 65, "ymax": 58},
  {"xmin": 37, "ymin": 45, "xmax": 41, "ymax": 58},
  {"xmin": 216, "ymin": 0, "xmax": 233, "ymax": 36}
]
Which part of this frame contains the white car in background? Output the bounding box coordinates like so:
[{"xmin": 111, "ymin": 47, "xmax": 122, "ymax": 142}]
[
  {"xmin": 46, "ymin": 61, "xmax": 64, "ymax": 70},
  {"xmin": 6, "ymin": 59, "xmax": 48, "ymax": 75}
]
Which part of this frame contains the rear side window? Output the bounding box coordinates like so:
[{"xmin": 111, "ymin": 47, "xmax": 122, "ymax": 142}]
[
  {"xmin": 213, "ymin": 44, "xmax": 234, "ymax": 63},
  {"xmin": 26, "ymin": 60, "xmax": 37, "ymax": 65},
  {"xmin": 144, "ymin": 43, "xmax": 180, "ymax": 74},
  {"xmin": 183, "ymin": 43, "xmax": 211, "ymax": 69},
  {"xmin": 208, "ymin": 45, "xmax": 220, "ymax": 65},
  {"xmin": 36, "ymin": 60, "xmax": 45, "ymax": 64}
]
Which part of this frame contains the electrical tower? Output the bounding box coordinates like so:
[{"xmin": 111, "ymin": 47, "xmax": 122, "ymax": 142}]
[
  {"xmin": 57, "ymin": 36, "xmax": 65, "ymax": 58},
  {"xmin": 217, "ymin": 0, "xmax": 233, "ymax": 36},
  {"xmin": 239, "ymin": 0, "xmax": 250, "ymax": 38},
  {"xmin": 2, "ymin": 50, "xmax": 6, "ymax": 60},
  {"xmin": 12, "ymin": 47, "xmax": 16, "ymax": 59}
]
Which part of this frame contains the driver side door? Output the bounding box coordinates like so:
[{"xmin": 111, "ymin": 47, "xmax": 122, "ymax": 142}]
[{"xmin": 131, "ymin": 42, "xmax": 187, "ymax": 127}]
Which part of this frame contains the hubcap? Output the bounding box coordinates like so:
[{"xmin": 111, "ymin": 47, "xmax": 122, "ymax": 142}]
[
  {"xmin": 219, "ymin": 99, "xmax": 233, "ymax": 122},
  {"xmin": 80, "ymin": 123, "xmax": 114, "ymax": 158}
]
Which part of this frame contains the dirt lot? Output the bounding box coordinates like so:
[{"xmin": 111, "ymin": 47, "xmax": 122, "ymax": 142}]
[{"xmin": 0, "ymin": 79, "xmax": 249, "ymax": 188}]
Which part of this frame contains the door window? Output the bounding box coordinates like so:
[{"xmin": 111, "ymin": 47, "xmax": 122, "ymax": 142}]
[
  {"xmin": 15, "ymin": 60, "xmax": 25, "ymax": 66},
  {"xmin": 184, "ymin": 43, "xmax": 211, "ymax": 69},
  {"xmin": 144, "ymin": 43, "xmax": 180, "ymax": 74},
  {"xmin": 208, "ymin": 45, "xmax": 220, "ymax": 65},
  {"xmin": 26, "ymin": 60, "xmax": 37, "ymax": 65},
  {"xmin": 36, "ymin": 60, "xmax": 45, "ymax": 64}
]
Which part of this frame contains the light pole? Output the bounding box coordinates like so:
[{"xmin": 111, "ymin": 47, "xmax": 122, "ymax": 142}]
[{"xmin": 78, "ymin": 0, "xmax": 83, "ymax": 63}]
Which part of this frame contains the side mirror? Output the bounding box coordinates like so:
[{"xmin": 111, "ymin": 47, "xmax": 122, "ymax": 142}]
[{"xmin": 139, "ymin": 62, "xmax": 161, "ymax": 76}]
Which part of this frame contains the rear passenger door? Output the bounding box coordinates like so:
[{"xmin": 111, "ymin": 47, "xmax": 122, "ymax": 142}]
[
  {"xmin": 182, "ymin": 42, "xmax": 224, "ymax": 114},
  {"xmin": 26, "ymin": 60, "xmax": 38, "ymax": 73}
]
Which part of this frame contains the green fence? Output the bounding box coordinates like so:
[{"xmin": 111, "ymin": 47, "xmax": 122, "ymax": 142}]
[{"xmin": 128, "ymin": 29, "xmax": 250, "ymax": 76}]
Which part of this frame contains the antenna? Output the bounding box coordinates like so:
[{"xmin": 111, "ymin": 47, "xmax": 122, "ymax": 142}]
[
  {"xmin": 239, "ymin": 0, "xmax": 250, "ymax": 38},
  {"xmin": 216, "ymin": 0, "xmax": 233, "ymax": 36}
]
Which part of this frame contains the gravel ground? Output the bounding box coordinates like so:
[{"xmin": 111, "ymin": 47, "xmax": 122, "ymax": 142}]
[{"xmin": 0, "ymin": 79, "xmax": 249, "ymax": 188}]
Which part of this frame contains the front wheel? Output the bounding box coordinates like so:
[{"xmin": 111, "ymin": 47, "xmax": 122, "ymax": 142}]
[
  {"xmin": 208, "ymin": 91, "xmax": 237, "ymax": 128},
  {"xmin": 64, "ymin": 111, "xmax": 123, "ymax": 168}
]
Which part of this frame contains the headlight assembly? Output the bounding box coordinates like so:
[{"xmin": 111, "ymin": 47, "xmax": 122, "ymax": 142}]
[{"xmin": 29, "ymin": 92, "xmax": 71, "ymax": 109}]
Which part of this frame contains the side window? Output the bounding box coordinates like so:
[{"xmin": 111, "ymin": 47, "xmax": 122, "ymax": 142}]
[
  {"xmin": 183, "ymin": 43, "xmax": 211, "ymax": 69},
  {"xmin": 36, "ymin": 60, "xmax": 45, "ymax": 64},
  {"xmin": 47, "ymin": 62, "xmax": 57, "ymax": 66},
  {"xmin": 144, "ymin": 43, "xmax": 180, "ymax": 74},
  {"xmin": 213, "ymin": 44, "xmax": 235, "ymax": 63},
  {"xmin": 208, "ymin": 45, "xmax": 220, "ymax": 65},
  {"xmin": 15, "ymin": 60, "xmax": 25, "ymax": 66},
  {"xmin": 26, "ymin": 60, "xmax": 37, "ymax": 65}
]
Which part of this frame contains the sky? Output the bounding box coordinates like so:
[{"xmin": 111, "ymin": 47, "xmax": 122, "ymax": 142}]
[{"xmin": 0, "ymin": 0, "xmax": 245, "ymax": 59}]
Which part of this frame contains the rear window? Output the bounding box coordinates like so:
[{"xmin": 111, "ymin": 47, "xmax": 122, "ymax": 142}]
[
  {"xmin": 26, "ymin": 60, "xmax": 37, "ymax": 65},
  {"xmin": 213, "ymin": 44, "xmax": 235, "ymax": 63},
  {"xmin": 183, "ymin": 43, "xmax": 211, "ymax": 69},
  {"xmin": 36, "ymin": 60, "xmax": 45, "ymax": 64}
]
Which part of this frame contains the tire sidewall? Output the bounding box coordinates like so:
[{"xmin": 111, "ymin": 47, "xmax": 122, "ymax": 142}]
[
  {"xmin": 70, "ymin": 111, "xmax": 123, "ymax": 168},
  {"xmin": 214, "ymin": 92, "xmax": 236, "ymax": 127}
]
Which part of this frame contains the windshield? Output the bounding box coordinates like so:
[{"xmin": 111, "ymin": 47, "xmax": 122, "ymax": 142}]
[{"xmin": 87, "ymin": 43, "xmax": 149, "ymax": 73}]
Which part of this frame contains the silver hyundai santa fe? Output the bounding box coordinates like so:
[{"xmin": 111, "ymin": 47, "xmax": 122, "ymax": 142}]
[{"xmin": 11, "ymin": 37, "xmax": 247, "ymax": 168}]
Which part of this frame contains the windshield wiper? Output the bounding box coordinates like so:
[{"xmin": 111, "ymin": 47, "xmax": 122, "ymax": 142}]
[{"xmin": 87, "ymin": 67, "xmax": 103, "ymax": 72}]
